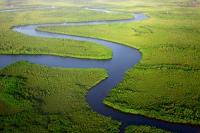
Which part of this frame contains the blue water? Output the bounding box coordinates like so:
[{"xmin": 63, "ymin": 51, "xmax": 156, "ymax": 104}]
[{"xmin": 0, "ymin": 10, "xmax": 199, "ymax": 133}]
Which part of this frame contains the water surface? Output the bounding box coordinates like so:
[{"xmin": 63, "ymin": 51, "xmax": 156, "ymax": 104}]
[{"xmin": 0, "ymin": 8, "xmax": 199, "ymax": 133}]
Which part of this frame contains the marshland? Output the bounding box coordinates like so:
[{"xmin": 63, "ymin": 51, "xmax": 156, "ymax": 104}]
[{"xmin": 0, "ymin": 0, "xmax": 200, "ymax": 132}]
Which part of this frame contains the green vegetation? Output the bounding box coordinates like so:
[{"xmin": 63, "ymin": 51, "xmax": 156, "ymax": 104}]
[
  {"xmin": 125, "ymin": 125, "xmax": 170, "ymax": 133},
  {"xmin": 0, "ymin": 61, "xmax": 120, "ymax": 132},
  {"xmin": 0, "ymin": 2, "xmax": 133, "ymax": 59},
  {"xmin": 1, "ymin": 0, "xmax": 200, "ymax": 131},
  {"xmin": 105, "ymin": 68, "xmax": 200, "ymax": 124},
  {"xmin": 0, "ymin": 76, "xmax": 27, "ymax": 115},
  {"xmin": 39, "ymin": 0, "xmax": 200, "ymax": 125}
]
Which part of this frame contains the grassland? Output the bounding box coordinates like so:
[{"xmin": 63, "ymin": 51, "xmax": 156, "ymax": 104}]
[
  {"xmin": 125, "ymin": 125, "xmax": 170, "ymax": 133},
  {"xmin": 1, "ymin": 0, "xmax": 200, "ymax": 132},
  {"xmin": 0, "ymin": 3, "xmax": 134, "ymax": 59},
  {"xmin": 0, "ymin": 61, "xmax": 120, "ymax": 132},
  {"xmin": 0, "ymin": 0, "xmax": 134, "ymax": 132},
  {"xmin": 39, "ymin": 0, "xmax": 200, "ymax": 125}
]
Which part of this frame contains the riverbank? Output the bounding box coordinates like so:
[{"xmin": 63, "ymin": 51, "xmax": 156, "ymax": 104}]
[{"xmin": 39, "ymin": 0, "xmax": 200, "ymax": 127}]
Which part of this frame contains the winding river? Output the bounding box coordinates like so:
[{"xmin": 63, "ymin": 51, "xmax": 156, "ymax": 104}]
[{"xmin": 0, "ymin": 7, "xmax": 200, "ymax": 133}]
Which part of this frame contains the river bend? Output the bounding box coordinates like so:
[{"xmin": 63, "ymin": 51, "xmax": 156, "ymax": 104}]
[{"xmin": 0, "ymin": 8, "xmax": 199, "ymax": 133}]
